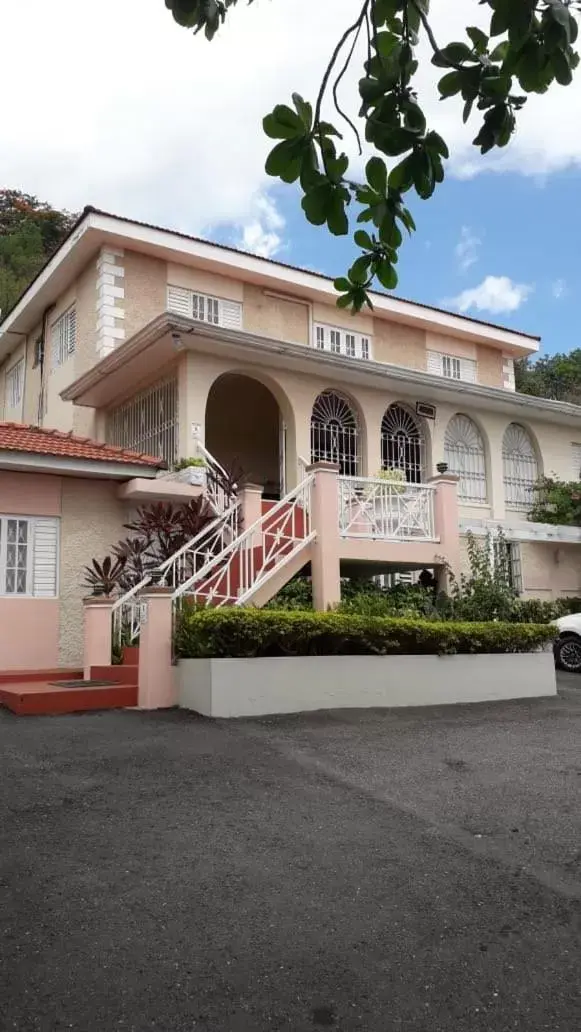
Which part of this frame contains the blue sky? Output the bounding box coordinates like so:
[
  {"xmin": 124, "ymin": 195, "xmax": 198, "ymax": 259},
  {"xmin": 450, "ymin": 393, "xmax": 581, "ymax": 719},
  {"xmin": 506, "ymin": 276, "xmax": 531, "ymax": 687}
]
[
  {"xmin": 1, "ymin": 0, "xmax": 579, "ymax": 362},
  {"xmin": 216, "ymin": 168, "xmax": 578, "ymax": 359}
]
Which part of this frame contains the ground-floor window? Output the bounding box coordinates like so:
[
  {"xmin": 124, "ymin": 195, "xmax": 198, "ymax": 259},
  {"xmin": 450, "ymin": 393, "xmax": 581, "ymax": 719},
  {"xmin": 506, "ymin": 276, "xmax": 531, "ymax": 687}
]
[
  {"xmin": 0, "ymin": 515, "xmax": 59, "ymax": 597},
  {"xmin": 504, "ymin": 541, "xmax": 523, "ymax": 594}
]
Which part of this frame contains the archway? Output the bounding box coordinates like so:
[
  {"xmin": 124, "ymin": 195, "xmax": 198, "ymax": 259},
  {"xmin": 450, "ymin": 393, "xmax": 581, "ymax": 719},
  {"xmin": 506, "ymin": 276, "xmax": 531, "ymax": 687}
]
[
  {"xmin": 205, "ymin": 373, "xmax": 284, "ymax": 499},
  {"xmin": 381, "ymin": 403, "xmax": 426, "ymax": 484},
  {"xmin": 310, "ymin": 390, "xmax": 361, "ymax": 476}
]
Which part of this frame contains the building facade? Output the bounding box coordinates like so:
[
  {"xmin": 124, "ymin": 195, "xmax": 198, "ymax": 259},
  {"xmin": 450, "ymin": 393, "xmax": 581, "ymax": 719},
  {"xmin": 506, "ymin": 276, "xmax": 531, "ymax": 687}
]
[{"xmin": 2, "ymin": 206, "xmax": 581, "ymax": 609}]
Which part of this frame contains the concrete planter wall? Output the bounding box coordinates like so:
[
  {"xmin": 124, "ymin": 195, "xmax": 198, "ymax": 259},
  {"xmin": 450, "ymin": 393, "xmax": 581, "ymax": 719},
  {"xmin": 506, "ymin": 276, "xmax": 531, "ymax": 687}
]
[{"xmin": 178, "ymin": 652, "xmax": 556, "ymax": 718}]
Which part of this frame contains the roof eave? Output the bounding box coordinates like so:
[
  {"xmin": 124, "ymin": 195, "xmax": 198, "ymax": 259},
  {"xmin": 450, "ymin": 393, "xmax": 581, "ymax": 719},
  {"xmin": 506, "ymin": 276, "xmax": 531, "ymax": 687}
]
[{"xmin": 0, "ymin": 450, "xmax": 161, "ymax": 480}]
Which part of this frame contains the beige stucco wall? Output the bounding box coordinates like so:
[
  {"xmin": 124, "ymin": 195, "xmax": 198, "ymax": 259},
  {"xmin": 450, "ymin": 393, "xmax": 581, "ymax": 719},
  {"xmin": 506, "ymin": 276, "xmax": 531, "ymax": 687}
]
[
  {"xmin": 426, "ymin": 331, "xmax": 477, "ymax": 361},
  {"xmin": 58, "ymin": 477, "xmax": 129, "ymax": 667},
  {"xmin": 124, "ymin": 250, "xmax": 167, "ymax": 340},
  {"xmin": 373, "ymin": 319, "xmax": 426, "ymax": 369},
  {"xmin": 242, "ymin": 284, "xmax": 310, "ymax": 345},
  {"xmin": 167, "ymin": 261, "xmax": 243, "ymax": 302},
  {"xmin": 477, "ymin": 345, "xmax": 505, "ymax": 388},
  {"xmin": 519, "ymin": 542, "xmax": 581, "ymax": 600}
]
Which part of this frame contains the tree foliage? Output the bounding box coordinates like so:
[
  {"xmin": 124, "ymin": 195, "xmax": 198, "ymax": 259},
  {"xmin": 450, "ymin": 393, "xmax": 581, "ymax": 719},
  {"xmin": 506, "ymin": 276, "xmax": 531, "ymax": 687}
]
[
  {"xmin": 515, "ymin": 351, "xmax": 581, "ymax": 402},
  {"xmin": 164, "ymin": 0, "xmax": 580, "ymax": 309},
  {"xmin": 0, "ymin": 190, "xmax": 76, "ymax": 318}
]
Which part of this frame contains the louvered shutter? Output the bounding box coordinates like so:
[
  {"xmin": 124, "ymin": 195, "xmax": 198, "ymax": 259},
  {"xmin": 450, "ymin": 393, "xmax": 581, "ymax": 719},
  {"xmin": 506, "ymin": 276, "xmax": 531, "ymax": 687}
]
[
  {"xmin": 427, "ymin": 351, "xmax": 441, "ymax": 375},
  {"xmin": 572, "ymin": 443, "xmax": 581, "ymax": 480},
  {"xmin": 167, "ymin": 285, "xmax": 193, "ymax": 317},
  {"xmin": 459, "ymin": 357, "xmax": 477, "ymax": 383},
  {"xmin": 32, "ymin": 518, "xmax": 59, "ymax": 597},
  {"xmin": 219, "ymin": 299, "xmax": 243, "ymax": 330},
  {"xmin": 67, "ymin": 308, "xmax": 77, "ymax": 355}
]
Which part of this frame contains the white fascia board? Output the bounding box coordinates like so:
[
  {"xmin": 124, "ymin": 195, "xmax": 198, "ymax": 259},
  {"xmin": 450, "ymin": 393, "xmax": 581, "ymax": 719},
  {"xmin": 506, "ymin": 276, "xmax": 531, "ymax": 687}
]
[
  {"xmin": 460, "ymin": 517, "xmax": 581, "ymax": 543},
  {"xmin": 0, "ymin": 450, "xmax": 160, "ymax": 480}
]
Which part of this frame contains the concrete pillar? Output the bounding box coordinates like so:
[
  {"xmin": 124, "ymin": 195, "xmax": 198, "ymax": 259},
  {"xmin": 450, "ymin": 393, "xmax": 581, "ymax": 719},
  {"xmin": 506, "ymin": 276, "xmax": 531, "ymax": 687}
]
[
  {"xmin": 83, "ymin": 597, "xmax": 113, "ymax": 680},
  {"xmin": 429, "ymin": 473, "xmax": 461, "ymax": 588},
  {"xmin": 238, "ymin": 482, "xmax": 264, "ymax": 539},
  {"xmin": 138, "ymin": 588, "xmax": 176, "ymax": 709},
  {"xmin": 307, "ymin": 461, "xmax": 341, "ymax": 611}
]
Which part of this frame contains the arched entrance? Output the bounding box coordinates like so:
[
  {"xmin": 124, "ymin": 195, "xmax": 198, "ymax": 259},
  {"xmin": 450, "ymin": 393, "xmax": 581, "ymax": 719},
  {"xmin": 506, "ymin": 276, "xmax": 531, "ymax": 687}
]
[
  {"xmin": 205, "ymin": 373, "xmax": 285, "ymax": 499},
  {"xmin": 381, "ymin": 403, "xmax": 426, "ymax": 484},
  {"xmin": 310, "ymin": 390, "xmax": 360, "ymax": 476}
]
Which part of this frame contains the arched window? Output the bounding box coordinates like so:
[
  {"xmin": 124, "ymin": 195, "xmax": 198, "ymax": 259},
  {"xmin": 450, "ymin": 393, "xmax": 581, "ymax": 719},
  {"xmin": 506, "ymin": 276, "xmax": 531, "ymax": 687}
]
[
  {"xmin": 444, "ymin": 414, "xmax": 487, "ymax": 502},
  {"xmin": 311, "ymin": 390, "xmax": 360, "ymax": 476},
  {"xmin": 381, "ymin": 404, "xmax": 426, "ymax": 484},
  {"xmin": 503, "ymin": 423, "xmax": 539, "ymax": 511}
]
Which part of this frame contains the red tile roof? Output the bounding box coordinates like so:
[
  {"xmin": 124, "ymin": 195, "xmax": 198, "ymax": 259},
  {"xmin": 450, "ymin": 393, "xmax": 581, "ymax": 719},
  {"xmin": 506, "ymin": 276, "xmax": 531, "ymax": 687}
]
[{"xmin": 0, "ymin": 423, "xmax": 164, "ymax": 468}]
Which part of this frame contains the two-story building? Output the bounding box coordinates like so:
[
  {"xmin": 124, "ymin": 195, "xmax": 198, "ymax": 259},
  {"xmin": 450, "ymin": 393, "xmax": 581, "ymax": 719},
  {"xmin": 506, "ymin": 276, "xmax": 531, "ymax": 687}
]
[{"xmin": 1, "ymin": 205, "xmax": 581, "ymax": 670}]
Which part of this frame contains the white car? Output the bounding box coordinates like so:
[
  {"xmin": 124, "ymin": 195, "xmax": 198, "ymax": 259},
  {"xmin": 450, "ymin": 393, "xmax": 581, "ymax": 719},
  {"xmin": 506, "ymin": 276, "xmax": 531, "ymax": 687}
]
[{"xmin": 553, "ymin": 614, "xmax": 581, "ymax": 672}]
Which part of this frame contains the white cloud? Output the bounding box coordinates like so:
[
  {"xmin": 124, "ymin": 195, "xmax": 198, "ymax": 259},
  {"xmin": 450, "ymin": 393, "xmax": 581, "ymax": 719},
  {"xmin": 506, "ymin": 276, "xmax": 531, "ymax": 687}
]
[
  {"xmin": 552, "ymin": 278, "xmax": 568, "ymax": 300},
  {"xmin": 445, "ymin": 276, "xmax": 534, "ymax": 315},
  {"xmin": 0, "ymin": 1, "xmax": 580, "ymax": 241},
  {"xmin": 235, "ymin": 195, "xmax": 285, "ymax": 259},
  {"xmin": 455, "ymin": 226, "xmax": 481, "ymax": 272}
]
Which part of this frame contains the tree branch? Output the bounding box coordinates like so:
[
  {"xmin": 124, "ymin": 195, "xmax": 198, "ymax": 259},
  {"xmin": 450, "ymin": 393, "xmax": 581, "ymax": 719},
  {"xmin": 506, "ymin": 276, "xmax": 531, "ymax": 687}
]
[{"xmin": 314, "ymin": 0, "xmax": 370, "ymax": 168}]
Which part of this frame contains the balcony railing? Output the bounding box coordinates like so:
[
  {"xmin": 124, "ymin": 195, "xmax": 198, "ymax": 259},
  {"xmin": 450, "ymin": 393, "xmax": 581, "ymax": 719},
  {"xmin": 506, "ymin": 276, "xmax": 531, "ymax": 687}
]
[{"xmin": 338, "ymin": 477, "xmax": 436, "ymax": 541}]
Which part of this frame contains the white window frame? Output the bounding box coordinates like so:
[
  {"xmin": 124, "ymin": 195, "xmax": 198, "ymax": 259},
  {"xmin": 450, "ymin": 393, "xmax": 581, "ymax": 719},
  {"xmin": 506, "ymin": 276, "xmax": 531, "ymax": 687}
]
[
  {"xmin": 5, "ymin": 358, "xmax": 24, "ymax": 409},
  {"xmin": 428, "ymin": 350, "xmax": 477, "ymax": 384},
  {"xmin": 167, "ymin": 285, "xmax": 242, "ymax": 331},
  {"xmin": 506, "ymin": 542, "xmax": 523, "ymax": 595},
  {"xmin": 572, "ymin": 442, "xmax": 581, "ymax": 481},
  {"xmin": 312, "ymin": 323, "xmax": 372, "ymax": 361},
  {"xmin": 51, "ymin": 306, "xmax": 77, "ymax": 367},
  {"xmin": 0, "ymin": 515, "xmax": 60, "ymax": 598}
]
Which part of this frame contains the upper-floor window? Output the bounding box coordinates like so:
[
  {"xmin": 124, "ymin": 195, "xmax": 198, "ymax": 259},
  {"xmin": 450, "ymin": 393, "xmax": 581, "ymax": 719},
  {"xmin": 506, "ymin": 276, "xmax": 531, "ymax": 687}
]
[
  {"xmin": 5, "ymin": 358, "xmax": 24, "ymax": 409},
  {"xmin": 428, "ymin": 350, "xmax": 477, "ymax": 384},
  {"xmin": 314, "ymin": 323, "xmax": 371, "ymax": 361},
  {"xmin": 572, "ymin": 442, "xmax": 581, "ymax": 480},
  {"xmin": 167, "ymin": 285, "xmax": 242, "ymax": 331},
  {"xmin": 51, "ymin": 306, "xmax": 77, "ymax": 367},
  {"xmin": 0, "ymin": 515, "xmax": 59, "ymax": 597}
]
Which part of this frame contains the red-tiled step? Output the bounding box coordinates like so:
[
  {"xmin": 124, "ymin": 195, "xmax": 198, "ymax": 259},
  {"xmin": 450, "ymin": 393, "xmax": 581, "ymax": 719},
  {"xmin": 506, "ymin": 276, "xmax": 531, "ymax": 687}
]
[
  {"xmin": 0, "ymin": 680, "xmax": 138, "ymax": 716},
  {"xmin": 0, "ymin": 667, "xmax": 82, "ymax": 686},
  {"xmin": 90, "ymin": 664, "xmax": 139, "ymax": 685}
]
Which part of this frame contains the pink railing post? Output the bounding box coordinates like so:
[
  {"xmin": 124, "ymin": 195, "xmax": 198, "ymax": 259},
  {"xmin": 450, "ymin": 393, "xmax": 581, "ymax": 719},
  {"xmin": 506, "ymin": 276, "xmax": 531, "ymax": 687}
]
[
  {"xmin": 307, "ymin": 461, "xmax": 341, "ymax": 611},
  {"xmin": 138, "ymin": 587, "xmax": 176, "ymax": 709},
  {"xmin": 238, "ymin": 482, "xmax": 264, "ymax": 545},
  {"xmin": 83, "ymin": 597, "xmax": 114, "ymax": 680},
  {"xmin": 429, "ymin": 473, "xmax": 461, "ymax": 590}
]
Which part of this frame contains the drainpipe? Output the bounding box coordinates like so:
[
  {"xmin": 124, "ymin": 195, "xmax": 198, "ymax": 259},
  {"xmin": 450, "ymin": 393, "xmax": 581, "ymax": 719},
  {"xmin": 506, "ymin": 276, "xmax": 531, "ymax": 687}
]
[{"xmin": 36, "ymin": 303, "xmax": 56, "ymax": 426}]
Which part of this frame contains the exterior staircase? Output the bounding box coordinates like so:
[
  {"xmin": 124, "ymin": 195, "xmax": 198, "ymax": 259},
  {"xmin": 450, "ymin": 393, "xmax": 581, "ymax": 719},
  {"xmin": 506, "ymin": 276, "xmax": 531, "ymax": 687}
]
[{"xmin": 0, "ymin": 648, "xmax": 139, "ymax": 716}]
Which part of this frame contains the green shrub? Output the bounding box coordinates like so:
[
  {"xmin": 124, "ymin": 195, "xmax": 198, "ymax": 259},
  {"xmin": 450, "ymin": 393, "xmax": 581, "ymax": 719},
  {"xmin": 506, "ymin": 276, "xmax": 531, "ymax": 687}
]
[{"xmin": 174, "ymin": 607, "xmax": 555, "ymax": 660}]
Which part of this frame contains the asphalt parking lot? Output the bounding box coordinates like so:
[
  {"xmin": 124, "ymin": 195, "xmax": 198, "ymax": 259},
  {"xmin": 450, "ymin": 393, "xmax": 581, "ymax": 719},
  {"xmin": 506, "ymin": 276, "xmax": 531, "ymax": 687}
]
[{"xmin": 0, "ymin": 677, "xmax": 579, "ymax": 1030}]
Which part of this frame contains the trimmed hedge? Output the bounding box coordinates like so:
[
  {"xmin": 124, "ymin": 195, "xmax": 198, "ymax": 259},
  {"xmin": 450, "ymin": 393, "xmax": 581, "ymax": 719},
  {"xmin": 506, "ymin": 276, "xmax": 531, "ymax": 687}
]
[{"xmin": 174, "ymin": 607, "xmax": 555, "ymax": 660}]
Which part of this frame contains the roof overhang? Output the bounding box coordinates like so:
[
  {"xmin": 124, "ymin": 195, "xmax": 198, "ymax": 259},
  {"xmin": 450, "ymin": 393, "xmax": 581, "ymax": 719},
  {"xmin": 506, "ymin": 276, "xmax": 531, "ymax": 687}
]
[
  {"xmin": 460, "ymin": 518, "xmax": 581, "ymax": 544},
  {"xmin": 0, "ymin": 208, "xmax": 539, "ymax": 364},
  {"xmin": 0, "ymin": 450, "xmax": 160, "ymax": 480},
  {"xmin": 62, "ymin": 313, "xmax": 581, "ymax": 429}
]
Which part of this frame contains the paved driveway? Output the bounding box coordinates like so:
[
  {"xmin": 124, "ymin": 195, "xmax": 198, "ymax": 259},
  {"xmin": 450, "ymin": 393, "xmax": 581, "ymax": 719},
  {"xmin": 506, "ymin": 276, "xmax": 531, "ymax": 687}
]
[{"xmin": 1, "ymin": 681, "xmax": 580, "ymax": 1031}]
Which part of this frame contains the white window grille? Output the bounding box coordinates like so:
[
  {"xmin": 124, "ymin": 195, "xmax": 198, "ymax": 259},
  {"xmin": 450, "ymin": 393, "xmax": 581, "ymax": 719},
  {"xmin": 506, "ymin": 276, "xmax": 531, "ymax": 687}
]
[
  {"xmin": 444, "ymin": 414, "xmax": 487, "ymax": 503},
  {"xmin": 5, "ymin": 359, "xmax": 24, "ymax": 409},
  {"xmin": 106, "ymin": 377, "xmax": 179, "ymax": 466},
  {"xmin": 312, "ymin": 323, "xmax": 372, "ymax": 361},
  {"xmin": 0, "ymin": 515, "xmax": 59, "ymax": 597},
  {"xmin": 381, "ymin": 404, "xmax": 426, "ymax": 484},
  {"xmin": 503, "ymin": 423, "xmax": 539, "ymax": 512},
  {"xmin": 167, "ymin": 285, "xmax": 242, "ymax": 331},
  {"xmin": 428, "ymin": 350, "xmax": 477, "ymax": 384},
  {"xmin": 51, "ymin": 306, "xmax": 77, "ymax": 367},
  {"xmin": 572, "ymin": 443, "xmax": 581, "ymax": 480},
  {"xmin": 311, "ymin": 390, "xmax": 360, "ymax": 476}
]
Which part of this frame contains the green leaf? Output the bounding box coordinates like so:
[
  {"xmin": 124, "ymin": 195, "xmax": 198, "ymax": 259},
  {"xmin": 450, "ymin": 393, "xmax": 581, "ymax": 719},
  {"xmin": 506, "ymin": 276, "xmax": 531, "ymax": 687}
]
[
  {"xmin": 552, "ymin": 48, "xmax": 574, "ymax": 85},
  {"xmin": 424, "ymin": 131, "xmax": 450, "ymax": 159},
  {"xmin": 354, "ymin": 229, "xmax": 374, "ymax": 249},
  {"xmin": 466, "ymin": 26, "xmax": 488, "ymax": 53},
  {"xmin": 333, "ymin": 277, "xmax": 352, "ymax": 293},
  {"xmin": 438, "ymin": 70, "xmax": 463, "ymax": 98},
  {"xmin": 349, "ymin": 255, "xmax": 372, "ymax": 285},
  {"xmin": 292, "ymin": 93, "xmax": 313, "ymax": 131},
  {"xmin": 376, "ymin": 259, "xmax": 398, "ymax": 290},
  {"xmin": 301, "ymin": 184, "xmax": 330, "ymax": 226},
  {"xmin": 432, "ymin": 41, "xmax": 476, "ymax": 68},
  {"xmin": 262, "ymin": 104, "xmax": 303, "ymax": 140},
  {"xmin": 388, "ymin": 154, "xmax": 414, "ymax": 192},
  {"xmin": 336, "ymin": 293, "xmax": 353, "ymax": 309},
  {"xmin": 326, "ymin": 190, "xmax": 349, "ymax": 236},
  {"xmin": 366, "ymin": 156, "xmax": 388, "ymax": 194},
  {"xmin": 265, "ymin": 140, "xmax": 302, "ymax": 182}
]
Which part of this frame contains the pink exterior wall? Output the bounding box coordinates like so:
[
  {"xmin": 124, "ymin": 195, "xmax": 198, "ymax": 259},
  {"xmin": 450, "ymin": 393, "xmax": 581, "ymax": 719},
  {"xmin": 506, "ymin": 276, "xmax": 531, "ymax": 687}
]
[
  {"xmin": 0, "ymin": 472, "xmax": 62, "ymax": 515},
  {"xmin": 0, "ymin": 599, "xmax": 60, "ymax": 670}
]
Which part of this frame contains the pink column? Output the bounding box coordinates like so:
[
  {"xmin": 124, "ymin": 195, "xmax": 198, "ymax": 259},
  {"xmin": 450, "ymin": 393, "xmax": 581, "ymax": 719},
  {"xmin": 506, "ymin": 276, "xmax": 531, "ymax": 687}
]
[
  {"xmin": 307, "ymin": 461, "xmax": 341, "ymax": 611},
  {"xmin": 238, "ymin": 482, "xmax": 264, "ymax": 541},
  {"xmin": 429, "ymin": 473, "xmax": 461, "ymax": 588},
  {"xmin": 83, "ymin": 597, "xmax": 113, "ymax": 680},
  {"xmin": 138, "ymin": 588, "xmax": 176, "ymax": 709}
]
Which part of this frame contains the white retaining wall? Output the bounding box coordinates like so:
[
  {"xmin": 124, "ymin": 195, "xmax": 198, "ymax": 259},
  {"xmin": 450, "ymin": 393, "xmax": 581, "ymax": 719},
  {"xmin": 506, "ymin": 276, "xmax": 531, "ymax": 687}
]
[{"xmin": 178, "ymin": 653, "xmax": 556, "ymax": 718}]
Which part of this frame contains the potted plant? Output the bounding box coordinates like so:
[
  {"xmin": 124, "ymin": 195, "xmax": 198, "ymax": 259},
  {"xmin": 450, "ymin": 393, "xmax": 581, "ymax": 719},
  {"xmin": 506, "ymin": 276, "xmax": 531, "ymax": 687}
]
[
  {"xmin": 171, "ymin": 456, "xmax": 208, "ymax": 487},
  {"xmin": 83, "ymin": 555, "xmax": 127, "ymax": 597}
]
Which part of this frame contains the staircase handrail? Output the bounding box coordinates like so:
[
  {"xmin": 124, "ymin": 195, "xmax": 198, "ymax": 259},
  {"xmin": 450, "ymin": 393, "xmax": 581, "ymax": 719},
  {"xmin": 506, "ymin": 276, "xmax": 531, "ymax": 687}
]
[{"xmin": 172, "ymin": 474, "xmax": 314, "ymax": 601}]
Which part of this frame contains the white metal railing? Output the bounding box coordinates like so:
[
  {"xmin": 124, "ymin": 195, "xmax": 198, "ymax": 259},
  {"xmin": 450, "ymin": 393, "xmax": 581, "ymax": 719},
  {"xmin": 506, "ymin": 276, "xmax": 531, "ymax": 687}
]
[
  {"xmin": 338, "ymin": 477, "xmax": 436, "ymax": 541},
  {"xmin": 111, "ymin": 502, "xmax": 240, "ymax": 646},
  {"xmin": 173, "ymin": 475, "xmax": 315, "ymax": 607},
  {"xmin": 196, "ymin": 440, "xmax": 237, "ymax": 515}
]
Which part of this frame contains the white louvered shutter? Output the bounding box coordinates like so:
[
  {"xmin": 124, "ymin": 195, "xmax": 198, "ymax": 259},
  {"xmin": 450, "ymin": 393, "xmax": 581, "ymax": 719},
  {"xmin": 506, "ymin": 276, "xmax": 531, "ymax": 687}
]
[
  {"xmin": 572, "ymin": 443, "xmax": 581, "ymax": 480},
  {"xmin": 459, "ymin": 357, "xmax": 477, "ymax": 383},
  {"xmin": 219, "ymin": 299, "xmax": 243, "ymax": 330},
  {"xmin": 427, "ymin": 351, "xmax": 441, "ymax": 375},
  {"xmin": 67, "ymin": 308, "xmax": 77, "ymax": 355},
  {"xmin": 167, "ymin": 285, "xmax": 192, "ymax": 317},
  {"xmin": 32, "ymin": 518, "xmax": 59, "ymax": 597}
]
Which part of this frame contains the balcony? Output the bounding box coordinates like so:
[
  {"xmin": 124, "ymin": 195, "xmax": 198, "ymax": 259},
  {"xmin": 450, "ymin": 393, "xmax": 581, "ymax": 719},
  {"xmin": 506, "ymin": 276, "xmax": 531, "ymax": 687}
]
[{"xmin": 338, "ymin": 477, "xmax": 436, "ymax": 541}]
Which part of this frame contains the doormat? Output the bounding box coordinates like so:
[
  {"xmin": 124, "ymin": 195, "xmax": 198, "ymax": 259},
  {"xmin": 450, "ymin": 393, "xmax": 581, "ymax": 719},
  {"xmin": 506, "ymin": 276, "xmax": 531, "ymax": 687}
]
[{"xmin": 49, "ymin": 680, "xmax": 119, "ymax": 689}]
